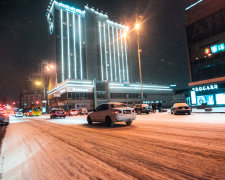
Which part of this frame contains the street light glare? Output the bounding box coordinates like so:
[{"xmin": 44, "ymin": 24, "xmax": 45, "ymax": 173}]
[
  {"xmin": 35, "ymin": 81, "xmax": 41, "ymax": 86},
  {"xmin": 46, "ymin": 64, "xmax": 55, "ymax": 72},
  {"xmin": 135, "ymin": 23, "xmax": 140, "ymax": 30},
  {"xmin": 50, "ymin": 65, "xmax": 54, "ymax": 69}
]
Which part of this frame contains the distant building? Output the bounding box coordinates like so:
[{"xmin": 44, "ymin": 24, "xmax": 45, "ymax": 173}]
[
  {"xmin": 185, "ymin": 0, "xmax": 225, "ymax": 106},
  {"xmin": 20, "ymin": 60, "xmax": 50, "ymax": 109},
  {"xmin": 46, "ymin": 0, "xmax": 174, "ymax": 110}
]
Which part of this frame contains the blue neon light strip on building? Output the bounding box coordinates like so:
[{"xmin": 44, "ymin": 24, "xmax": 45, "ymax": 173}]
[
  {"xmin": 56, "ymin": 2, "xmax": 85, "ymax": 15},
  {"xmin": 99, "ymin": 22, "xmax": 104, "ymax": 81},
  {"xmin": 67, "ymin": 12, "xmax": 71, "ymax": 79},
  {"xmin": 60, "ymin": 9, "xmax": 64, "ymax": 82},
  {"xmin": 116, "ymin": 28, "xmax": 121, "ymax": 82},
  {"xmin": 124, "ymin": 32, "xmax": 129, "ymax": 82},
  {"xmin": 78, "ymin": 15, "xmax": 83, "ymax": 79},
  {"xmin": 120, "ymin": 29, "xmax": 125, "ymax": 81},
  {"xmin": 73, "ymin": 14, "xmax": 77, "ymax": 79},
  {"xmin": 103, "ymin": 23, "xmax": 109, "ymax": 80},
  {"xmin": 112, "ymin": 27, "xmax": 117, "ymax": 82},
  {"xmin": 185, "ymin": 0, "xmax": 203, "ymax": 11},
  {"xmin": 108, "ymin": 25, "xmax": 113, "ymax": 81}
]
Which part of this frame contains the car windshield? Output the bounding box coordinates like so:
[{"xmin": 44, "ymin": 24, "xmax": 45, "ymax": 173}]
[
  {"xmin": 111, "ymin": 104, "xmax": 127, "ymax": 108},
  {"xmin": 175, "ymin": 103, "xmax": 189, "ymax": 107}
]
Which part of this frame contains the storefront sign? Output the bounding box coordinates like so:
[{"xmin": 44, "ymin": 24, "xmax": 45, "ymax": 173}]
[
  {"xmin": 192, "ymin": 84, "xmax": 218, "ymax": 92},
  {"xmin": 72, "ymin": 88, "xmax": 92, "ymax": 92}
]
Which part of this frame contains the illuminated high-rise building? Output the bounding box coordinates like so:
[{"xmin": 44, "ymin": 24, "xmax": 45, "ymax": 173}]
[{"xmin": 46, "ymin": 0, "xmax": 173, "ymax": 109}]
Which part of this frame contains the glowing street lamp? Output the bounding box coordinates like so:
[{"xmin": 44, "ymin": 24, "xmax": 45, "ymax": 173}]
[
  {"xmin": 135, "ymin": 23, "xmax": 140, "ymax": 30},
  {"xmin": 46, "ymin": 64, "xmax": 55, "ymax": 72},
  {"xmin": 35, "ymin": 81, "xmax": 42, "ymax": 86}
]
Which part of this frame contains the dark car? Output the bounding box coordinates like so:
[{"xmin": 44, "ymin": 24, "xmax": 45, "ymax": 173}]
[
  {"xmin": 171, "ymin": 103, "xmax": 191, "ymax": 115},
  {"xmin": 133, "ymin": 104, "xmax": 150, "ymax": 114},
  {"xmin": 50, "ymin": 109, "xmax": 67, "ymax": 119},
  {"xmin": 0, "ymin": 110, "xmax": 9, "ymax": 125}
]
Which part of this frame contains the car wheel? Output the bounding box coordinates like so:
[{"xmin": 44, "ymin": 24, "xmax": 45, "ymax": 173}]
[
  {"xmin": 188, "ymin": 112, "xmax": 191, "ymax": 115},
  {"xmin": 105, "ymin": 117, "xmax": 112, "ymax": 127},
  {"xmin": 171, "ymin": 110, "xmax": 173, "ymax": 114},
  {"xmin": 174, "ymin": 110, "xmax": 177, "ymax": 115},
  {"xmin": 6, "ymin": 122, "xmax": 9, "ymax": 126},
  {"xmin": 126, "ymin": 121, "xmax": 132, "ymax": 126},
  {"xmin": 146, "ymin": 112, "xmax": 149, "ymax": 114},
  {"xmin": 87, "ymin": 116, "xmax": 93, "ymax": 125}
]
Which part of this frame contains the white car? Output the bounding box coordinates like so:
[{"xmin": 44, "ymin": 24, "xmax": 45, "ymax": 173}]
[
  {"xmin": 87, "ymin": 102, "xmax": 136, "ymax": 127},
  {"xmin": 15, "ymin": 111, "xmax": 23, "ymax": 117}
]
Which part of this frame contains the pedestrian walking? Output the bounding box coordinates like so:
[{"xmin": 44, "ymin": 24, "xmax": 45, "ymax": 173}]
[
  {"xmin": 157, "ymin": 102, "xmax": 162, "ymax": 112},
  {"xmin": 152, "ymin": 102, "xmax": 156, "ymax": 113}
]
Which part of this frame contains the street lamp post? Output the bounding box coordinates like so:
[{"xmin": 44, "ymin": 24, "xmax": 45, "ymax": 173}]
[
  {"xmin": 135, "ymin": 23, "xmax": 143, "ymax": 102},
  {"xmin": 35, "ymin": 81, "xmax": 46, "ymax": 110},
  {"xmin": 35, "ymin": 63, "xmax": 56, "ymax": 113},
  {"xmin": 45, "ymin": 64, "xmax": 57, "ymax": 108}
]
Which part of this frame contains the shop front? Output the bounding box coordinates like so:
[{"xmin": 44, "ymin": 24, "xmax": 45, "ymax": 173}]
[{"xmin": 187, "ymin": 83, "xmax": 225, "ymax": 107}]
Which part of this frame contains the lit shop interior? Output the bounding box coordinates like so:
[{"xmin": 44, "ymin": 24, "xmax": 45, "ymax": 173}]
[{"xmin": 187, "ymin": 83, "xmax": 225, "ymax": 107}]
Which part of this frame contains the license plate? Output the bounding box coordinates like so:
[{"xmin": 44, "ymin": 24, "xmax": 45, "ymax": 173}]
[{"xmin": 123, "ymin": 110, "xmax": 131, "ymax": 114}]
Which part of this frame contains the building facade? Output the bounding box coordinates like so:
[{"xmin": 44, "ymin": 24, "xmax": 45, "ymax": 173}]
[
  {"xmin": 46, "ymin": 0, "xmax": 174, "ymax": 110},
  {"xmin": 185, "ymin": 0, "xmax": 225, "ymax": 106}
]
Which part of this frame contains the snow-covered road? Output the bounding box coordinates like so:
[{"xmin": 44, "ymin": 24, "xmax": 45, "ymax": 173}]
[{"xmin": 1, "ymin": 113, "xmax": 225, "ymax": 179}]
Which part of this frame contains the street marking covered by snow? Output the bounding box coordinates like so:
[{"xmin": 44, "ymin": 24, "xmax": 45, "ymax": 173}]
[{"xmin": 1, "ymin": 113, "xmax": 225, "ymax": 179}]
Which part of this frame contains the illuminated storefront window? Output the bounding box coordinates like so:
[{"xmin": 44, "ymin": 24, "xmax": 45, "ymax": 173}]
[
  {"xmin": 216, "ymin": 94, "xmax": 225, "ymax": 105},
  {"xmin": 191, "ymin": 91, "xmax": 196, "ymax": 105},
  {"xmin": 196, "ymin": 95, "xmax": 214, "ymax": 106}
]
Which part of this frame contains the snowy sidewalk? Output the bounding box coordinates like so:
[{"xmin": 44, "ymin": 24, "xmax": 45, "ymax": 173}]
[{"xmin": 192, "ymin": 107, "xmax": 225, "ymax": 113}]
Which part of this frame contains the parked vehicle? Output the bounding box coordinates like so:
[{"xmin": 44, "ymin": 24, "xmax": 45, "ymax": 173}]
[
  {"xmin": 50, "ymin": 109, "xmax": 67, "ymax": 119},
  {"xmin": 67, "ymin": 109, "xmax": 81, "ymax": 116},
  {"xmin": 133, "ymin": 104, "xmax": 150, "ymax": 114},
  {"xmin": 171, "ymin": 103, "xmax": 191, "ymax": 115},
  {"xmin": 80, "ymin": 108, "xmax": 88, "ymax": 115},
  {"xmin": 24, "ymin": 110, "xmax": 32, "ymax": 116},
  {"xmin": 15, "ymin": 111, "xmax": 23, "ymax": 117},
  {"xmin": 87, "ymin": 102, "xmax": 136, "ymax": 127},
  {"xmin": 0, "ymin": 110, "xmax": 9, "ymax": 125},
  {"xmin": 31, "ymin": 107, "xmax": 42, "ymax": 116}
]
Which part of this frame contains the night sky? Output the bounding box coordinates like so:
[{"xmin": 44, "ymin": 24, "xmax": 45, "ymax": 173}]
[{"xmin": 0, "ymin": 0, "xmax": 191, "ymax": 100}]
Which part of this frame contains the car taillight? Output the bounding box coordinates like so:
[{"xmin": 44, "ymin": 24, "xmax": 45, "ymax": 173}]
[
  {"xmin": 113, "ymin": 110, "xmax": 122, "ymax": 114},
  {"xmin": 3, "ymin": 113, "xmax": 8, "ymax": 117},
  {"xmin": 132, "ymin": 109, "xmax": 135, "ymax": 113}
]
